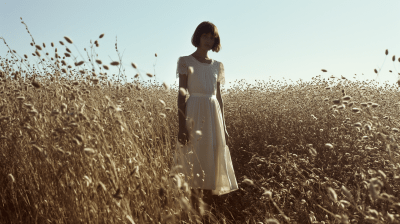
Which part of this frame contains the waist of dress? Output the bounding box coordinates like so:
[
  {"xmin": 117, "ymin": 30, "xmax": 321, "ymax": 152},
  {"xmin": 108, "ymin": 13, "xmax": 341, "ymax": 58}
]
[{"xmin": 189, "ymin": 93, "xmax": 217, "ymax": 99}]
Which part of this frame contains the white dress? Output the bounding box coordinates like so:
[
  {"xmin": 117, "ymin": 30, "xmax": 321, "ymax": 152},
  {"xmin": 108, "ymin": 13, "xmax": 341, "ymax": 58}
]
[{"xmin": 173, "ymin": 55, "xmax": 239, "ymax": 196}]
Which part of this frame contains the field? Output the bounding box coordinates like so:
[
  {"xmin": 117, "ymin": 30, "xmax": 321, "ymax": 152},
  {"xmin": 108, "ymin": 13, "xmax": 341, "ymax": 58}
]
[{"xmin": 1, "ymin": 21, "xmax": 400, "ymax": 224}]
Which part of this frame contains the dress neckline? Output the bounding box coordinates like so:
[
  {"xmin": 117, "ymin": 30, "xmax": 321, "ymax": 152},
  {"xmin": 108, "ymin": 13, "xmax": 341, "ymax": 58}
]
[{"xmin": 190, "ymin": 55, "xmax": 214, "ymax": 65}]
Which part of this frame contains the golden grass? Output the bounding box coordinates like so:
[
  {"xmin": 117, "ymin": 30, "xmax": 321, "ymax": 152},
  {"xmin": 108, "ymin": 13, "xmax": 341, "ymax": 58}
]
[{"xmin": 0, "ymin": 18, "xmax": 400, "ymax": 224}]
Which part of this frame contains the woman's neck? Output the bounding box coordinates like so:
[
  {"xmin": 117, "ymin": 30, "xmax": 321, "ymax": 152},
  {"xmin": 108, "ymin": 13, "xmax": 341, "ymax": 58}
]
[{"xmin": 192, "ymin": 48, "xmax": 210, "ymax": 59}]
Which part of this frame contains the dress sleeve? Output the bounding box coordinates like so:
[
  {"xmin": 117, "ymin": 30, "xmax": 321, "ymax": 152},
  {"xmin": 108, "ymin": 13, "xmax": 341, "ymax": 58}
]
[
  {"xmin": 217, "ymin": 61, "xmax": 225, "ymax": 85},
  {"xmin": 176, "ymin": 57, "xmax": 188, "ymax": 79}
]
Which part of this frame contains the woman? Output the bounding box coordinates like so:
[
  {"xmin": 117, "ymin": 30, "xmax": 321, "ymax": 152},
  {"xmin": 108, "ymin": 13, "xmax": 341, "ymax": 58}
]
[{"xmin": 173, "ymin": 21, "xmax": 239, "ymax": 212}]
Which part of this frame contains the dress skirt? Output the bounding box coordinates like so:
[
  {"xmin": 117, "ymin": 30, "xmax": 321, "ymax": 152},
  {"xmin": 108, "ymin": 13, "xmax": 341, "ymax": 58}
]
[{"xmin": 173, "ymin": 93, "xmax": 239, "ymax": 195}]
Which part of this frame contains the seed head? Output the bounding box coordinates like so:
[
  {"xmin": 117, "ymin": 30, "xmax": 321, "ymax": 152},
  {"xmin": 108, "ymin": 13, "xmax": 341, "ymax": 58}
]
[
  {"xmin": 61, "ymin": 103, "xmax": 67, "ymax": 113},
  {"xmin": 51, "ymin": 42, "xmax": 54, "ymax": 47},
  {"xmin": 265, "ymin": 219, "xmax": 279, "ymax": 224},
  {"xmin": 75, "ymin": 134, "xmax": 83, "ymax": 142},
  {"xmin": 321, "ymin": 69, "xmax": 327, "ymax": 72},
  {"xmin": 378, "ymin": 170, "xmax": 386, "ymax": 179},
  {"xmin": 242, "ymin": 178, "xmax": 254, "ymax": 186},
  {"xmin": 159, "ymin": 113, "xmax": 166, "ymax": 119},
  {"xmin": 131, "ymin": 63, "xmax": 137, "ymax": 69},
  {"xmin": 369, "ymin": 183, "xmax": 379, "ymax": 200},
  {"xmin": 99, "ymin": 33, "xmax": 104, "ymax": 39},
  {"xmin": 162, "ymin": 82, "xmax": 169, "ymax": 90},
  {"xmin": 341, "ymin": 185, "xmax": 353, "ymax": 199},
  {"xmin": 159, "ymin": 99, "xmax": 166, "ymax": 107},
  {"xmin": 188, "ymin": 66, "xmax": 194, "ymax": 75},
  {"xmin": 32, "ymin": 144, "xmax": 43, "ymax": 152},
  {"xmin": 103, "ymin": 65, "xmax": 109, "ymax": 70},
  {"xmin": 59, "ymin": 41, "xmax": 64, "ymax": 45},
  {"xmin": 327, "ymin": 187, "xmax": 337, "ymax": 202},
  {"xmin": 95, "ymin": 59, "xmax": 102, "ymax": 64},
  {"xmin": 342, "ymin": 95, "xmax": 351, "ymax": 101},
  {"xmin": 64, "ymin": 36, "xmax": 73, "ymax": 44},
  {"xmin": 385, "ymin": 49, "xmax": 388, "ymax": 55},
  {"xmin": 146, "ymin": 73, "xmax": 153, "ymax": 77},
  {"xmin": 393, "ymin": 55, "xmax": 395, "ymax": 62},
  {"xmin": 91, "ymin": 78, "xmax": 99, "ymax": 84},
  {"xmin": 32, "ymin": 80, "xmax": 41, "ymax": 88},
  {"xmin": 179, "ymin": 87, "xmax": 187, "ymax": 96},
  {"xmin": 24, "ymin": 103, "xmax": 34, "ymax": 110},
  {"xmin": 171, "ymin": 174, "xmax": 182, "ymax": 189},
  {"xmin": 51, "ymin": 110, "xmax": 60, "ymax": 116},
  {"xmin": 110, "ymin": 61, "xmax": 120, "ymax": 66},
  {"xmin": 84, "ymin": 147, "xmax": 96, "ymax": 155},
  {"xmin": 8, "ymin": 174, "xmax": 15, "ymax": 183},
  {"xmin": 35, "ymin": 45, "xmax": 42, "ymax": 51},
  {"xmin": 262, "ymin": 187, "xmax": 273, "ymax": 198}
]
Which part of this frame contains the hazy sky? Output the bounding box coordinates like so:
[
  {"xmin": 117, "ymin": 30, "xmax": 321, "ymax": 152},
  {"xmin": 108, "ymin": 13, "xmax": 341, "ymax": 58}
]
[{"xmin": 1, "ymin": 0, "xmax": 400, "ymax": 89}]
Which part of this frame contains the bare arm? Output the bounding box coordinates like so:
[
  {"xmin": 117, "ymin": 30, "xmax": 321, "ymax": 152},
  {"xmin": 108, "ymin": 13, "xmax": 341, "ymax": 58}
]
[
  {"xmin": 216, "ymin": 82, "xmax": 228, "ymax": 135},
  {"xmin": 178, "ymin": 73, "xmax": 188, "ymax": 130}
]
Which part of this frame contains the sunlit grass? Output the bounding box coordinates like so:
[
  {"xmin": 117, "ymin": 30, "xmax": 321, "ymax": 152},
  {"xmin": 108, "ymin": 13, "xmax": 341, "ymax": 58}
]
[{"xmin": 0, "ymin": 18, "xmax": 400, "ymax": 224}]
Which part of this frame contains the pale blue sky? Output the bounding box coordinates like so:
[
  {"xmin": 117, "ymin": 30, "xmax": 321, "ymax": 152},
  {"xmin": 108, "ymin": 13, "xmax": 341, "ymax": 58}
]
[{"xmin": 1, "ymin": 0, "xmax": 400, "ymax": 90}]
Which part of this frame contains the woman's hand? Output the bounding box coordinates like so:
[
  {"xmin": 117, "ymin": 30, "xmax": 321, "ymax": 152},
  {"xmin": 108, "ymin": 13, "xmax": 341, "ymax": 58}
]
[{"xmin": 178, "ymin": 127, "xmax": 189, "ymax": 145}]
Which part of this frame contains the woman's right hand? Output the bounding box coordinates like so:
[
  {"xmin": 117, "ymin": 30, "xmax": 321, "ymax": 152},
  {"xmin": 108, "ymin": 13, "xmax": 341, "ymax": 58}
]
[{"xmin": 178, "ymin": 127, "xmax": 189, "ymax": 145}]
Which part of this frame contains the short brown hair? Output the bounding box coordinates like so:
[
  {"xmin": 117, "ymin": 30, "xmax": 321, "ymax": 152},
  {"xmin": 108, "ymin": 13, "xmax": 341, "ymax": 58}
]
[{"xmin": 191, "ymin": 21, "xmax": 221, "ymax": 53}]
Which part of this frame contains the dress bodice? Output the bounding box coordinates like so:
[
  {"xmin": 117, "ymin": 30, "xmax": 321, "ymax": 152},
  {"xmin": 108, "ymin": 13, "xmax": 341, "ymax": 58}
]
[{"xmin": 176, "ymin": 55, "xmax": 225, "ymax": 96}]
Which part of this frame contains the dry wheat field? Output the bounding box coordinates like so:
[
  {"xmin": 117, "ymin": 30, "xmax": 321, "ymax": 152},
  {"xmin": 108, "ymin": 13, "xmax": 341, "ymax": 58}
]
[{"xmin": 1, "ymin": 19, "xmax": 400, "ymax": 224}]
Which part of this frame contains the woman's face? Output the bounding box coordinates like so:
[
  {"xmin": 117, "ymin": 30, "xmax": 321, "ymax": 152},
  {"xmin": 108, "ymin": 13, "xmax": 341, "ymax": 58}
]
[{"xmin": 200, "ymin": 32, "xmax": 215, "ymax": 50}]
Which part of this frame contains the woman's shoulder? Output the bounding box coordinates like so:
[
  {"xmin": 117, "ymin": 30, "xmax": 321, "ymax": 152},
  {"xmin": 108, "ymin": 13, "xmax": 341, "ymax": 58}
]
[
  {"xmin": 179, "ymin": 55, "xmax": 191, "ymax": 59},
  {"xmin": 177, "ymin": 55, "xmax": 191, "ymax": 63}
]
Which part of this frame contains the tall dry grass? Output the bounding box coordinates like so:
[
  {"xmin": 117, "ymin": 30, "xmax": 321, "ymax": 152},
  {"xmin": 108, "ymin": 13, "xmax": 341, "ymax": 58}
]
[{"xmin": 1, "ymin": 18, "xmax": 400, "ymax": 224}]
